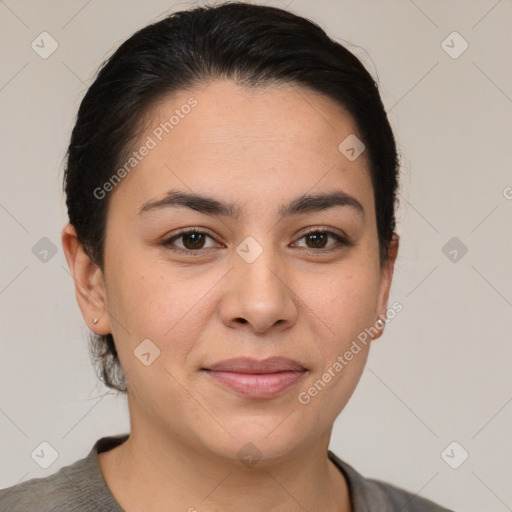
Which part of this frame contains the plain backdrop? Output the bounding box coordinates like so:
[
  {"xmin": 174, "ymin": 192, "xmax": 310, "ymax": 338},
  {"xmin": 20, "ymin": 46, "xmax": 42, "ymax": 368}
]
[{"xmin": 1, "ymin": 1, "xmax": 511, "ymax": 510}]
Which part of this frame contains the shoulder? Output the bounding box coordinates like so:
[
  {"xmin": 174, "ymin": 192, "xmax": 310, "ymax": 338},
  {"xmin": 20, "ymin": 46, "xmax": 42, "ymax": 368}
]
[
  {"xmin": 354, "ymin": 476, "xmax": 455, "ymax": 512},
  {"xmin": 0, "ymin": 459, "xmax": 85, "ymax": 512},
  {"xmin": 328, "ymin": 451, "xmax": 455, "ymax": 512},
  {"xmin": 0, "ymin": 435, "xmax": 127, "ymax": 512}
]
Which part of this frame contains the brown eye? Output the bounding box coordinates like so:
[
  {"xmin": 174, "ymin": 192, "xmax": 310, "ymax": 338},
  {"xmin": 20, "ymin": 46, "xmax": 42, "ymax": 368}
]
[
  {"xmin": 294, "ymin": 229, "xmax": 351, "ymax": 252},
  {"xmin": 305, "ymin": 232, "xmax": 328, "ymax": 249},
  {"xmin": 181, "ymin": 232, "xmax": 207, "ymax": 250},
  {"xmin": 163, "ymin": 229, "xmax": 217, "ymax": 253}
]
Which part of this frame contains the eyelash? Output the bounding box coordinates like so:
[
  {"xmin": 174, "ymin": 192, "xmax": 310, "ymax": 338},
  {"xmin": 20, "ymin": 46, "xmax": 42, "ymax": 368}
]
[{"xmin": 161, "ymin": 227, "xmax": 352, "ymax": 256}]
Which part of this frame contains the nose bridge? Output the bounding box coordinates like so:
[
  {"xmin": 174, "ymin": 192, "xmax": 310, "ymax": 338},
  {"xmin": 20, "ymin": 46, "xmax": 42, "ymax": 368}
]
[
  {"xmin": 235, "ymin": 236, "xmax": 285, "ymax": 301},
  {"xmin": 223, "ymin": 234, "xmax": 298, "ymax": 332}
]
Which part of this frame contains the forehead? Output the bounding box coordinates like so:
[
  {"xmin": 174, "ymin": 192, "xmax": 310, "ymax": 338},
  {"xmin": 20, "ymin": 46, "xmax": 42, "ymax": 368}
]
[
  {"xmin": 149, "ymin": 80, "xmax": 362, "ymax": 158},
  {"xmin": 109, "ymin": 80, "xmax": 373, "ymax": 218}
]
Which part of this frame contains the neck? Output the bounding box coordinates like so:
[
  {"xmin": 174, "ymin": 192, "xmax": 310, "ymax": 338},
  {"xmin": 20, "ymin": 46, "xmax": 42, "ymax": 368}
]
[{"xmin": 98, "ymin": 425, "xmax": 351, "ymax": 512}]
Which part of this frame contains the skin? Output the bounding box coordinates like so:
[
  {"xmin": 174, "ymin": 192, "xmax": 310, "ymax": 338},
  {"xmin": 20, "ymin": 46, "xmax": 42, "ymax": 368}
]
[{"xmin": 62, "ymin": 80, "xmax": 399, "ymax": 512}]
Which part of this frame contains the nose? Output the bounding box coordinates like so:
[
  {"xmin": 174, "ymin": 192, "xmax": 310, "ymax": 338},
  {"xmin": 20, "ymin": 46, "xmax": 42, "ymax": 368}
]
[{"xmin": 219, "ymin": 244, "xmax": 299, "ymax": 334}]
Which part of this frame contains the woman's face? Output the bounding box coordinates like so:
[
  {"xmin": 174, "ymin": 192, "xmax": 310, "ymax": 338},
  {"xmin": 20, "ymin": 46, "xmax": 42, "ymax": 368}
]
[{"xmin": 82, "ymin": 81, "xmax": 397, "ymax": 460}]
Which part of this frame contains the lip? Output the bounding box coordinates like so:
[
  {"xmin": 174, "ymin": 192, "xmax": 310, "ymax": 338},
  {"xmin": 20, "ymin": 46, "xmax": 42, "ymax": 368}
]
[{"xmin": 202, "ymin": 357, "xmax": 307, "ymax": 399}]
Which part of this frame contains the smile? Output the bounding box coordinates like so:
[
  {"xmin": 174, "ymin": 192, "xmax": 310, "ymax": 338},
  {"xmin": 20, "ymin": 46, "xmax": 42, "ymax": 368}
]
[{"xmin": 202, "ymin": 369, "xmax": 307, "ymax": 399}]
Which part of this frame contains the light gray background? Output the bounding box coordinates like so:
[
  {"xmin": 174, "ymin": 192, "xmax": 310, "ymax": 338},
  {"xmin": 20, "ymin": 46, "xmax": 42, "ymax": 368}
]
[{"xmin": 1, "ymin": 1, "xmax": 511, "ymax": 510}]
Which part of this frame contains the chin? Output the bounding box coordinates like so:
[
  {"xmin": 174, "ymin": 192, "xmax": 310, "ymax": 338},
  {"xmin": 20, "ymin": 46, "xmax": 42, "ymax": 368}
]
[{"xmin": 194, "ymin": 414, "xmax": 315, "ymax": 466}]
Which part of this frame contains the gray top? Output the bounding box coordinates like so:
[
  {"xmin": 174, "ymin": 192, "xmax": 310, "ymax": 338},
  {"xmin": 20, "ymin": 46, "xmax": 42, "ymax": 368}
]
[{"xmin": 0, "ymin": 434, "xmax": 454, "ymax": 511}]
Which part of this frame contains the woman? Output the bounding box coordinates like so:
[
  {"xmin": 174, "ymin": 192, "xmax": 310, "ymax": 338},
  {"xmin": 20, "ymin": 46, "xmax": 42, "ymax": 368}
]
[{"xmin": 0, "ymin": 2, "xmax": 453, "ymax": 511}]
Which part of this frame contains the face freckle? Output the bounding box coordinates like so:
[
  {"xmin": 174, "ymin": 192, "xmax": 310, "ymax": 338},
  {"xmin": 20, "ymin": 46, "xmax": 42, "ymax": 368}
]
[{"xmin": 100, "ymin": 79, "xmax": 393, "ymax": 459}]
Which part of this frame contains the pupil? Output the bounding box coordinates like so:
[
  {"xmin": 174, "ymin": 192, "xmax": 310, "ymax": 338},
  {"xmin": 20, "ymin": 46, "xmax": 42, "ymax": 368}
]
[
  {"xmin": 185, "ymin": 233, "xmax": 204, "ymax": 249},
  {"xmin": 308, "ymin": 233, "xmax": 326, "ymax": 248}
]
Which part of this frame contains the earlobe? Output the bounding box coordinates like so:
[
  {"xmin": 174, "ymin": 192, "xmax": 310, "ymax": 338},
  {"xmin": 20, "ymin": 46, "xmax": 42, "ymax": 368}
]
[{"xmin": 61, "ymin": 223, "xmax": 111, "ymax": 335}]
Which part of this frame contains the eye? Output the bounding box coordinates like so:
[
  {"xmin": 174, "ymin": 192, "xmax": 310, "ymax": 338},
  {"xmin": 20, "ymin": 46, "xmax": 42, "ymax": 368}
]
[
  {"xmin": 163, "ymin": 229, "xmax": 218, "ymax": 253},
  {"xmin": 293, "ymin": 228, "xmax": 351, "ymax": 252}
]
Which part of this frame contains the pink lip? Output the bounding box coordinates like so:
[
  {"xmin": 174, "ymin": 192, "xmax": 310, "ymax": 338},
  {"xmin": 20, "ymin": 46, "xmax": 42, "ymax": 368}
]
[{"xmin": 202, "ymin": 357, "xmax": 307, "ymax": 399}]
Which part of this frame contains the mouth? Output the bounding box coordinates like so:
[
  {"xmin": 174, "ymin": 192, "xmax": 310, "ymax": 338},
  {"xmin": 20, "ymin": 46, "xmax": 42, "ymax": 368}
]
[{"xmin": 201, "ymin": 357, "xmax": 308, "ymax": 399}]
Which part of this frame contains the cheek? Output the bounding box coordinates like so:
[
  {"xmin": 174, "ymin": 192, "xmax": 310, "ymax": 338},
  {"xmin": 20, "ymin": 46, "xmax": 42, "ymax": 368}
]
[
  {"xmin": 302, "ymin": 258, "xmax": 381, "ymax": 348},
  {"xmin": 106, "ymin": 255, "xmax": 219, "ymax": 362},
  {"xmin": 295, "ymin": 265, "xmax": 378, "ymax": 420},
  {"xmin": 106, "ymin": 268, "xmax": 209, "ymax": 401}
]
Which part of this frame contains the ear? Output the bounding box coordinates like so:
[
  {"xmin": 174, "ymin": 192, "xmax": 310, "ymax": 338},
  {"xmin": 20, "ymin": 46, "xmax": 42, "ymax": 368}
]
[
  {"xmin": 61, "ymin": 223, "xmax": 111, "ymax": 335},
  {"xmin": 371, "ymin": 232, "xmax": 399, "ymax": 341}
]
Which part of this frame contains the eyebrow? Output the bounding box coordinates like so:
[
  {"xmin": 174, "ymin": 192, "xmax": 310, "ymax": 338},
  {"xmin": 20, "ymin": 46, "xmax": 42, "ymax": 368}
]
[{"xmin": 139, "ymin": 189, "xmax": 365, "ymax": 220}]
